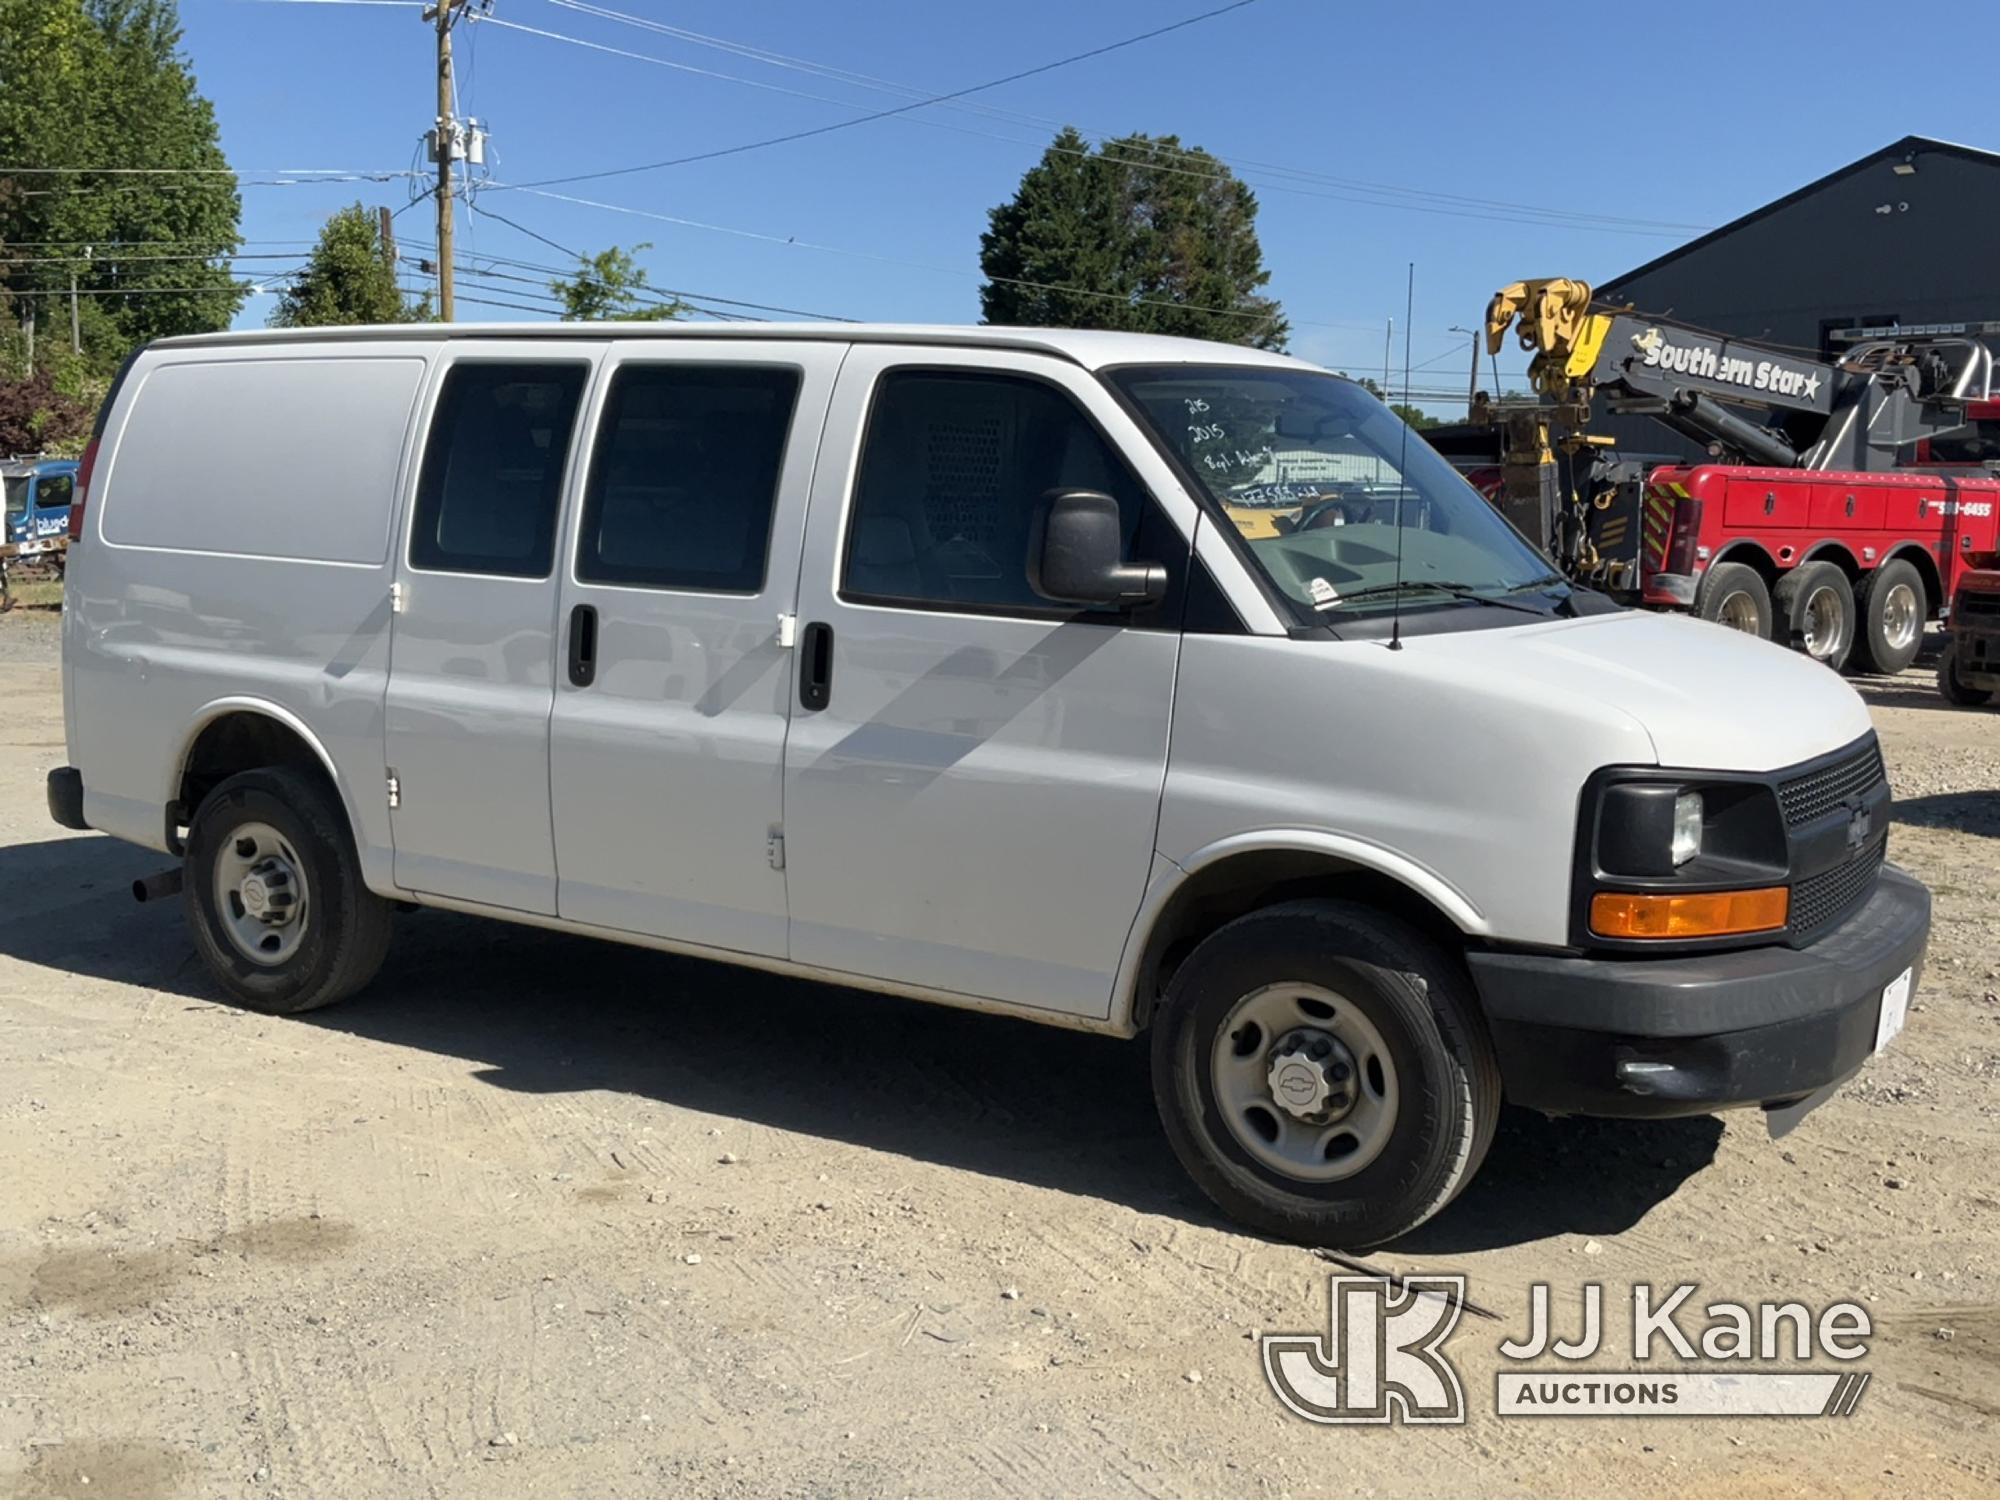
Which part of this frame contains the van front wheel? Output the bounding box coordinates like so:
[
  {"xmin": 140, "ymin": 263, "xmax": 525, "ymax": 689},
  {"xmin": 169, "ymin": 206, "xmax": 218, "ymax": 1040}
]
[
  {"xmin": 184, "ymin": 768, "xmax": 392, "ymax": 1014},
  {"xmin": 1150, "ymin": 900, "xmax": 1499, "ymax": 1248}
]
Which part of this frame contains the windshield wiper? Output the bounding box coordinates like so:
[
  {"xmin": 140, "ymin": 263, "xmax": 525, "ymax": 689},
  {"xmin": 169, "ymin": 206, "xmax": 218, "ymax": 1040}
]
[
  {"xmin": 1499, "ymin": 572, "xmax": 1570, "ymax": 593},
  {"xmin": 1318, "ymin": 579, "xmax": 1553, "ymax": 616}
]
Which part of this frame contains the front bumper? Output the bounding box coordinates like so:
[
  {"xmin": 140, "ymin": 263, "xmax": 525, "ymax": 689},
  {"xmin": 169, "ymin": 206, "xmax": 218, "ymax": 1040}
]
[{"xmin": 1467, "ymin": 865, "xmax": 1929, "ymax": 1124}]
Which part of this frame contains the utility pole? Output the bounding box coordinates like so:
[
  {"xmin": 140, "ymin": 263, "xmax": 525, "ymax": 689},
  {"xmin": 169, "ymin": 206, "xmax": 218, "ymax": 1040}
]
[
  {"xmin": 1448, "ymin": 324, "xmax": 1480, "ymax": 411},
  {"xmin": 378, "ymin": 205, "xmax": 398, "ymax": 278},
  {"xmin": 70, "ymin": 246, "xmax": 88, "ymax": 354},
  {"xmin": 426, "ymin": 0, "xmax": 466, "ymax": 320}
]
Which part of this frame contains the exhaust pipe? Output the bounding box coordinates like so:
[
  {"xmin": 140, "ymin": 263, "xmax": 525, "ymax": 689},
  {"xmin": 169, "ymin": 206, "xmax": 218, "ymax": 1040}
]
[{"xmin": 133, "ymin": 867, "xmax": 184, "ymax": 903}]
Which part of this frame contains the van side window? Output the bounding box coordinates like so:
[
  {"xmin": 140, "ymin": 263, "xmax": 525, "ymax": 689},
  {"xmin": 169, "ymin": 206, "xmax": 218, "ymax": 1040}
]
[
  {"xmin": 575, "ymin": 364, "xmax": 801, "ymax": 592},
  {"xmin": 410, "ymin": 362, "xmax": 587, "ymax": 578},
  {"xmin": 843, "ymin": 370, "xmax": 1152, "ymax": 614}
]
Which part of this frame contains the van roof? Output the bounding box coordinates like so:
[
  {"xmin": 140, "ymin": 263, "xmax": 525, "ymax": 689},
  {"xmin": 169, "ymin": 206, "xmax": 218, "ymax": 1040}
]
[{"xmin": 148, "ymin": 321, "xmax": 1316, "ymax": 374}]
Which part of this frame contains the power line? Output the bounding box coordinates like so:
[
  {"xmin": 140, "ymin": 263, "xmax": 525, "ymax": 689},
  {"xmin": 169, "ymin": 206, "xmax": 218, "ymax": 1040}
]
[
  {"xmin": 415, "ymin": 226, "xmax": 857, "ymax": 322},
  {"xmin": 479, "ymin": 0, "xmax": 1261, "ymax": 194},
  {"xmin": 5, "ymin": 280, "xmax": 288, "ymax": 298},
  {"xmin": 500, "ymin": 182, "xmax": 1319, "ymax": 332},
  {"xmin": 0, "ymin": 250, "xmax": 324, "ymax": 267},
  {"xmin": 535, "ymin": 0, "xmax": 1708, "ymax": 238}
]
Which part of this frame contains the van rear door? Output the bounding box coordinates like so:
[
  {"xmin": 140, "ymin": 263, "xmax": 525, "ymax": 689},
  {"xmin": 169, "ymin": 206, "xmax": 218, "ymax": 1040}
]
[
  {"xmin": 385, "ymin": 342, "xmax": 602, "ymax": 913},
  {"xmin": 547, "ymin": 339, "xmax": 840, "ymax": 957}
]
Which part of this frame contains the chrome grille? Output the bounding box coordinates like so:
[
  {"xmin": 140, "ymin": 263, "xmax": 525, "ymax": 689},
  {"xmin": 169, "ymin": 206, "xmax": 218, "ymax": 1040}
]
[
  {"xmin": 1790, "ymin": 840, "xmax": 1886, "ymax": 935},
  {"xmin": 1778, "ymin": 739, "xmax": 1887, "ymax": 828}
]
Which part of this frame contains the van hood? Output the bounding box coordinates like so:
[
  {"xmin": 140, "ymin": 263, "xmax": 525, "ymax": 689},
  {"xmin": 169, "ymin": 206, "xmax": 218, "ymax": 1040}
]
[{"xmin": 1400, "ymin": 608, "xmax": 1874, "ymax": 771}]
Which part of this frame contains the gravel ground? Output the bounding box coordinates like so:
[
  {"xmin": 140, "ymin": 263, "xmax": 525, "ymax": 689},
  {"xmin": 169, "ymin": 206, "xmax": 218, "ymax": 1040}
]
[{"xmin": 1, "ymin": 612, "xmax": 1995, "ymax": 1499}]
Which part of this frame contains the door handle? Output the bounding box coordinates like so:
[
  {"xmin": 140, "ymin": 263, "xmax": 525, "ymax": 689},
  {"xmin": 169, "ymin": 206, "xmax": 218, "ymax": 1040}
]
[
  {"xmin": 567, "ymin": 603, "xmax": 598, "ymax": 687},
  {"xmin": 799, "ymin": 620, "xmax": 834, "ymax": 710}
]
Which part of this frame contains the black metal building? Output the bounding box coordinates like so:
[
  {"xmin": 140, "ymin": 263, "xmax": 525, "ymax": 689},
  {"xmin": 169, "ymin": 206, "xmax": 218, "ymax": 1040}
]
[{"xmin": 1600, "ymin": 134, "xmax": 2000, "ymax": 360}]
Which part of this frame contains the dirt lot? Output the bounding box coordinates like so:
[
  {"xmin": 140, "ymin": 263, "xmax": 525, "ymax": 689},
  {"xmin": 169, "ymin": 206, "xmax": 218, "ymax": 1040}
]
[{"xmin": 1, "ymin": 607, "xmax": 1995, "ymax": 1499}]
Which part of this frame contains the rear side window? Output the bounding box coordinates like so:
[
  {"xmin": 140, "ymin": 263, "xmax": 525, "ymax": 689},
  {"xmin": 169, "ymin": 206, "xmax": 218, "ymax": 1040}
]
[
  {"xmin": 411, "ymin": 362, "xmax": 587, "ymax": 578},
  {"xmin": 100, "ymin": 356, "xmax": 425, "ymax": 564},
  {"xmin": 842, "ymin": 369, "xmax": 1151, "ymax": 614},
  {"xmin": 576, "ymin": 364, "xmax": 800, "ymax": 592}
]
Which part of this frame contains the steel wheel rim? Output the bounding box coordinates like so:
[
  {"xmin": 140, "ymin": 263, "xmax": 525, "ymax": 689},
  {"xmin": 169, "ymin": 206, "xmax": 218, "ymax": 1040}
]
[
  {"xmin": 1717, "ymin": 590, "xmax": 1760, "ymax": 634},
  {"xmin": 1209, "ymin": 983, "xmax": 1401, "ymax": 1183},
  {"xmin": 213, "ymin": 820, "xmax": 309, "ymax": 966},
  {"xmin": 1880, "ymin": 582, "xmax": 1919, "ymax": 652},
  {"xmin": 1803, "ymin": 584, "xmax": 1848, "ymax": 660}
]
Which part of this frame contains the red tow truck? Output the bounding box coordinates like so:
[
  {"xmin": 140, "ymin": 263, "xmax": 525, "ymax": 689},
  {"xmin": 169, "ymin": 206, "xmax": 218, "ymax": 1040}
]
[
  {"xmin": 1938, "ymin": 551, "xmax": 2000, "ymax": 707},
  {"xmin": 1473, "ymin": 281, "xmax": 2000, "ymax": 675}
]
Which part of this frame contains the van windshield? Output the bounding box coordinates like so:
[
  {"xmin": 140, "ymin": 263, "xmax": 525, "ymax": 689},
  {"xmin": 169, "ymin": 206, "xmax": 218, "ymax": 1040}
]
[
  {"xmin": 1107, "ymin": 365, "xmax": 1561, "ymax": 624},
  {"xmin": 3, "ymin": 476, "xmax": 27, "ymax": 522}
]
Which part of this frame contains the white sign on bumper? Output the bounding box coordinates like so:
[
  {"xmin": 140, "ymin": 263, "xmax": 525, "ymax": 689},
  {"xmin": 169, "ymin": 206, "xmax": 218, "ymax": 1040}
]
[{"xmin": 1874, "ymin": 967, "xmax": 1911, "ymax": 1054}]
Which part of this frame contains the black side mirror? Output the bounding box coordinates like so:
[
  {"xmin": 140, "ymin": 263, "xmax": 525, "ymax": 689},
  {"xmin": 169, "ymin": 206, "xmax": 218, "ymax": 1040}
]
[{"xmin": 1027, "ymin": 489, "xmax": 1167, "ymax": 608}]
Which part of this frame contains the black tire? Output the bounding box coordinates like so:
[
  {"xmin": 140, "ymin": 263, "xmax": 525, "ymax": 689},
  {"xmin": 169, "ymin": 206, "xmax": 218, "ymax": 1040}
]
[
  {"xmin": 1773, "ymin": 561, "xmax": 1856, "ymax": 670},
  {"xmin": 1150, "ymin": 900, "xmax": 1500, "ymax": 1248},
  {"xmin": 1694, "ymin": 561, "xmax": 1773, "ymax": 640},
  {"xmin": 183, "ymin": 768, "xmax": 392, "ymax": 1014},
  {"xmin": 1849, "ymin": 559, "xmax": 1926, "ymax": 676},
  {"xmin": 1937, "ymin": 642, "xmax": 1995, "ymax": 707}
]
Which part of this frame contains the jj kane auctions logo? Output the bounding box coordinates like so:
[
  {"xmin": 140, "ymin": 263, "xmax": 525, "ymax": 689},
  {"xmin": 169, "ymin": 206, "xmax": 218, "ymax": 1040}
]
[{"xmin": 1264, "ymin": 1277, "xmax": 1873, "ymax": 1424}]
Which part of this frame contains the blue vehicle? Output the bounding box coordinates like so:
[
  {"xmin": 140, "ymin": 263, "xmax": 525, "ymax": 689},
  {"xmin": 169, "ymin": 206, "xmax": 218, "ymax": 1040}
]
[
  {"xmin": 3, "ymin": 455, "xmax": 79, "ymax": 548},
  {"xmin": 3, "ymin": 454, "xmax": 77, "ymax": 607}
]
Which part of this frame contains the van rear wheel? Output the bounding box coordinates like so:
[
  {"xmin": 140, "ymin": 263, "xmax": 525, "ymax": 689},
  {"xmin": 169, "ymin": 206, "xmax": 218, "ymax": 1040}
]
[
  {"xmin": 184, "ymin": 768, "xmax": 392, "ymax": 1014},
  {"xmin": 1150, "ymin": 900, "xmax": 1499, "ymax": 1248}
]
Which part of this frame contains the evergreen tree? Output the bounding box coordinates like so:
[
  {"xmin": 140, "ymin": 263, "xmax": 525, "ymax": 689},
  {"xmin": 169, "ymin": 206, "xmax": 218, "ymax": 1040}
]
[
  {"xmin": 979, "ymin": 127, "xmax": 1287, "ymax": 350},
  {"xmin": 270, "ymin": 204, "xmax": 427, "ymax": 328}
]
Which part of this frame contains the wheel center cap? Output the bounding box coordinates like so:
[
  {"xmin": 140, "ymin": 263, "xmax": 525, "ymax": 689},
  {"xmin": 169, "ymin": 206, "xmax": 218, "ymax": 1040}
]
[
  {"xmin": 1265, "ymin": 1029, "xmax": 1358, "ymax": 1123},
  {"xmin": 240, "ymin": 875, "xmax": 269, "ymax": 916},
  {"xmin": 1270, "ymin": 1057, "xmax": 1325, "ymax": 1112}
]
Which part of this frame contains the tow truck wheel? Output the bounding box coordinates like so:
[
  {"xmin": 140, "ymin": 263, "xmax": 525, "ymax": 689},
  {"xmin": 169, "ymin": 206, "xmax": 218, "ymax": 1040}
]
[
  {"xmin": 1937, "ymin": 642, "xmax": 1996, "ymax": 708},
  {"xmin": 1850, "ymin": 559, "xmax": 1925, "ymax": 676},
  {"xmin": 1774, "ymin": 562, "xmax": 1855, "ymax": 670},
  {"xmin": 1150, "ymin": 899, "xmax": 1500, "ymax": 1248},
  {"xmin": 1694, "ymin": 561, "xmax": 1773, "ymax": 640}
]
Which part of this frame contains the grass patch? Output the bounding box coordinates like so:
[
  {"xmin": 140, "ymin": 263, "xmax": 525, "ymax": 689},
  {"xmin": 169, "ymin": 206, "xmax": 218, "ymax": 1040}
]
[{"xmin": 2, "ymin": 577, "xmax": 63, "ymax": 611}]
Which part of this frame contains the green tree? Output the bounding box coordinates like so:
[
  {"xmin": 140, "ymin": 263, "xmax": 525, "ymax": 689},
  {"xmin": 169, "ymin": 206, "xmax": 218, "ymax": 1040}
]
[
  {"xmin": 269, "ymin": 204, "xmax": 426, "ymax": 328},
  {"xmin": 549, "ymin": 243, "xmax": 687, "ymax": 321},
  {"xmin": 979, "ymin": 127, "xmax": 1287, "ymax": 350},
  {"xmin": 1343, "ymin": 376, "xmax": 1440, "ymax": 429},
  {"xmin": 0, "ymin": 0, "xmax": 244, "ymax": 370}
]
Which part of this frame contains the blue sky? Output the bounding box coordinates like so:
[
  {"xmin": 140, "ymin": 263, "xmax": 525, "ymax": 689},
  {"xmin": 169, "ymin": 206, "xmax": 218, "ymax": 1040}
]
[{"xmin": 189, "ymin": 0, "xmax": 1999, "ymax": 412}]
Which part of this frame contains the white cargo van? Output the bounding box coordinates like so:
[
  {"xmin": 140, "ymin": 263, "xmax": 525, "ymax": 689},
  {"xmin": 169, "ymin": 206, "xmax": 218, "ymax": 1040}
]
[{"xmin": 48, "ymin": 324, "xmax": 1929, "ymax": 1245}]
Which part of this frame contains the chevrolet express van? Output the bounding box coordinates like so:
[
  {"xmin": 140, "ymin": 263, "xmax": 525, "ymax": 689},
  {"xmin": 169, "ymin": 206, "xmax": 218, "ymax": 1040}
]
[{"xmin": 47, "ymin": 325, "xmax": 1930, "ymax": 1246}]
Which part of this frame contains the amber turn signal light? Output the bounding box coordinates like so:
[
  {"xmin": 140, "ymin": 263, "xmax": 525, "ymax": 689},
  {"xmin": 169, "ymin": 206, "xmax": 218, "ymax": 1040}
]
[{"xmin": 1589, "ymin": 886, "xmax": 1789, "ymax": 939}]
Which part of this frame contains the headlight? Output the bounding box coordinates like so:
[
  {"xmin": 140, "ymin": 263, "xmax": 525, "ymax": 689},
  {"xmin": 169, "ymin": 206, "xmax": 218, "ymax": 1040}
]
[
  {"xmin": 1671, "ymin": 791, "xmax": 1703, "ymax": 866},
  {"xmin": 1588, "ymin": 778, "xmax": 1784, "ymax": 880}
]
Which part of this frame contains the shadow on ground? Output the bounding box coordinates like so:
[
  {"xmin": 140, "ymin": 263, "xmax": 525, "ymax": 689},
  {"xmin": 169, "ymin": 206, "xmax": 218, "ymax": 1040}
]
[
  {"xmin": 1, "ymin": 833, "xmax": 1715, "ymax": 1253},
  {"xmin": 1894, "ymin": 790, "xmax": 2000, "ymax": 838},
  {"xmin": 1852, "ymin": 679, "xmax": 1989, "ymax": 717}
]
